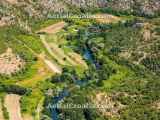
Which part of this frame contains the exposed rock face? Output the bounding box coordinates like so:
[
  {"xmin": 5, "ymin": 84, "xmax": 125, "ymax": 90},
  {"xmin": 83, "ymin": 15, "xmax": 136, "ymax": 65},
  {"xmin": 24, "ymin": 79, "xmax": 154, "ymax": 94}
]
[
  {"xmin": 0, "ymin": 0, "xmax": 159, "ymax": 28},
  {"xmin": 106, "ymin": 0, "xmax": 160, "ymax": 16},
  {"xmin": 106, "ymin": 0, "xmax": 134, "ymax": 11},
  {"xmin": 91, "ymin": 92, "xmax": 125, "ymax": 118},
  {"xmin": 0, "ymin": 16, "xmax": 14, "ymax": 27},
  {"xmin": 0, "ymin": 48, "xmax": 25, "ymax": 75},
  {"xmin": 65, "ymin": 0, "xmax": 107, "ymax": 8},
  {"xmin": 1, "ymin": 0, "xmax": 160, "ymax": 16},
  {"xmin": 38, "ymin": 0, "xmax": 68, "ymax": 13}
]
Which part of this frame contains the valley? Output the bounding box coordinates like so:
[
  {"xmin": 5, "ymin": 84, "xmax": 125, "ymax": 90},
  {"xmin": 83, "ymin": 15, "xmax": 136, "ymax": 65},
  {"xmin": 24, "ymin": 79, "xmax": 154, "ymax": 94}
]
[{"xmin": 0, "ymin": 1, "xmax": 160, "ymax": 119}]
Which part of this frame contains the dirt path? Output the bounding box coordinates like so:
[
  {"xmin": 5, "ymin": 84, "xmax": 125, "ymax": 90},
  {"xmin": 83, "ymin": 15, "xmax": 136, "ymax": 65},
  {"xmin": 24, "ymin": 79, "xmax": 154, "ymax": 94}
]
[
  {"xmin": 68, "ymin": 52, "xmax": 88, "ymax": 69},
  {"xmin": 4, "ymin": 94, "xmax": 22, "ymax": 120},
  {"xmin": 35, "ymin": 98, "xmax": 44, "ymax": 120},
  {"xmin": 0, "ymin": 99, "xmax": 4, "ymax": 120},
  {"xmin": 37, "ymin": 21, "xmax": 65, "ymax": 34},
  {"xmin": 134, "ymin": 52, "xmax": 147, "ymax": 65},
  {"xmin": 43, "ymin": 59, "xmax": 62, "ymax": 74}
]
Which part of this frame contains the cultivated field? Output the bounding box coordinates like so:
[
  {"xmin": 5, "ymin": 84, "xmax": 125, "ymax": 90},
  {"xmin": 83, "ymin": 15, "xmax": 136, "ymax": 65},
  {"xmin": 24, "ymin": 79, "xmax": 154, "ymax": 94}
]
[{"xmin": 39, "ymin": 21, "xmax": 88, "ymax": 70}]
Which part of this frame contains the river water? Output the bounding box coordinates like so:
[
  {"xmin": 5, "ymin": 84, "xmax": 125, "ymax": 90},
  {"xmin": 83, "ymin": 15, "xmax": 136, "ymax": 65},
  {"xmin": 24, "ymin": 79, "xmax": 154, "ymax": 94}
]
[
  {"xmin": 51, "ymin": 89, "xmax": 69, "ymax": 120},
  {"xmin": 51, "ymin": 49, "xmax": 96, "ymax": 120}
]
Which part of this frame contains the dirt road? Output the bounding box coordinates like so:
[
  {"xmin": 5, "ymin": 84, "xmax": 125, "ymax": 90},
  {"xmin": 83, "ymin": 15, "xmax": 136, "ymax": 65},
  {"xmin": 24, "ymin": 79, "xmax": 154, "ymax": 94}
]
[
  {"xmin": 0, "ymin": 99, "xmax": 4, "ymax": 120},
  {"xmin": 43, "ymin": 59, "xmax": 62, "ymax": 74},
  {"xmin": 4, "ymin": 94, "xmax": 22, "ymax": 120}
]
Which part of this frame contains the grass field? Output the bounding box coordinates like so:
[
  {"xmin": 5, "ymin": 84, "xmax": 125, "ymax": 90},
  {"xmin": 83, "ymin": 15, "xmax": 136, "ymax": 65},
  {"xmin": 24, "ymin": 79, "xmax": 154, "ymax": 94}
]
[{"xmin": 17, "ymin": 59, "xmax": 52, "ymax": 88}]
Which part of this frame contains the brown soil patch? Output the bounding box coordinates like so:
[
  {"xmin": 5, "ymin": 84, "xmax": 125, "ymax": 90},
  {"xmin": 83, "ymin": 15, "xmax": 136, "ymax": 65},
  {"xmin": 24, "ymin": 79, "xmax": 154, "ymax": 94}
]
[
  {"xmin": 0, "ymin": 48, "xmax": 25, "ymax": 75},
  {"xmin": 0, "ymin": 20, "xmax": 6, "ymax": 27},
  {"xmin": 0, "ymin": 17, "xmax": 13, "ymax": 27},
  {"xmin": 37, "ymin": 21, "xmax": 65, "ymax": 34},
  {"xmin": 4, "ymin": 94, "xmax": 22, "ymax": 120},
  {"xmin": 142, "ymin": 29, "xmax": 151, "ymax": 41},
  {"xmin": 5, "ymin": 0, "xmax": 18, "ymax": 4},
  {"xmin": 43, "ymin": 59, "xmax": 62, "ymax": 74},
  {"xmin": 95, "ymin": 14, "xmax": 121, "ymax": 24},
  {"xmin": 152, "ymin": 101, "xmax": 160, "ymax": 110}
]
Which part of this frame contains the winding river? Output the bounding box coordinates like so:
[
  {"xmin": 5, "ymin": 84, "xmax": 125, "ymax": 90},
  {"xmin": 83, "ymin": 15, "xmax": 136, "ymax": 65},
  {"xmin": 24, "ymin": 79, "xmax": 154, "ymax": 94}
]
[{"xmin": 50, "ymin": 49, "xmax": 95, "ymax": 120}]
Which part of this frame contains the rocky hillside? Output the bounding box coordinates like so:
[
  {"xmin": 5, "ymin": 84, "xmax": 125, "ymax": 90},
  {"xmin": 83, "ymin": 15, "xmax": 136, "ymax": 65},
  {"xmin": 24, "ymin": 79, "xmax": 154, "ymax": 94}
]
[
  {"xmin": 0, "ymin": 0, "xmax": 159, "ymax": 31},
  {"xmin": 104, "ymin": 0, "xmax": 160, "ymax": 17}
]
